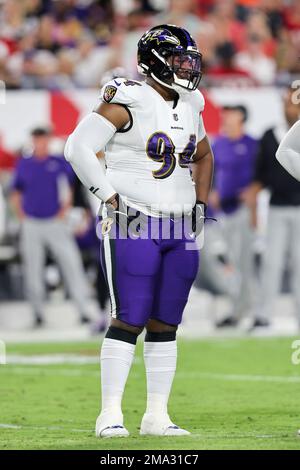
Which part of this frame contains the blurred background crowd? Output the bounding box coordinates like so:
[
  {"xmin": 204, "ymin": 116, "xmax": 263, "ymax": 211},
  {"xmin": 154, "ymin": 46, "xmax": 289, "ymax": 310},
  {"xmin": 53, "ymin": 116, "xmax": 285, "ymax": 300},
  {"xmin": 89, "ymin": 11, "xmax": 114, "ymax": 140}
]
[
  {"xmin": 1, "ymin": 0, "xmax": 300, "ymax": 335},
  {"xmin": 0, "ymin": 0, "xmax": 300, "ymax": 89}
]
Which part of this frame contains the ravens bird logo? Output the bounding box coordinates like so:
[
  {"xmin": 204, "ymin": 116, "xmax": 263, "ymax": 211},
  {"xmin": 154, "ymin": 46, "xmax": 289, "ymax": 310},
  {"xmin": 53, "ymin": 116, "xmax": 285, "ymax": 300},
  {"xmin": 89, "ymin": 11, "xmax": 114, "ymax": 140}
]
[{"xmin": 143, "ymin": 29, "xmax": 180, "ymax": 46}]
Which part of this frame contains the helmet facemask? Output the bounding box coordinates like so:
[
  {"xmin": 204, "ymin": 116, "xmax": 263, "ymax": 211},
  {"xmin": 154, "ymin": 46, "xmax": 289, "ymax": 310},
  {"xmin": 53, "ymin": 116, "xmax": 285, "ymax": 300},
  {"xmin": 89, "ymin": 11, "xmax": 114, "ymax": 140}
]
[
  {"xmin": 143, "ymin": 46, "xmax": 202, "ymax": 95},
  {"xmin": 168, "ymin": 49, "xmax": 202, "ymax": 93}
]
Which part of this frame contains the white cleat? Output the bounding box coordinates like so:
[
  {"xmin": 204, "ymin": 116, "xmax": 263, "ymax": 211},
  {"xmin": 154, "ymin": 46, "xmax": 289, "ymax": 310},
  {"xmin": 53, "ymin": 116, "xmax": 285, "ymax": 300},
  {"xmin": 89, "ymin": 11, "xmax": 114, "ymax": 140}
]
[
  {"xmin": 140, "ymin": 413, "xmax": 190, "ymax": 436},
  {"xmin": 95, "ymin": 413, "xmax": 129, "ymax": 438}
]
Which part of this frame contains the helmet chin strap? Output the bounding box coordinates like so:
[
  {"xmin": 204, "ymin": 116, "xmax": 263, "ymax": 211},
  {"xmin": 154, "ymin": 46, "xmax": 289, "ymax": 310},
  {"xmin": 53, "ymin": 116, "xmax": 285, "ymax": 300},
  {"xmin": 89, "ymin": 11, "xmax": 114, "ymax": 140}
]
[
  {"xmin": 150, "ymin": 72, "xmax": 191, "ymax": 96},
  {"xmin": 173, "ymin": 73, "xmax": 197, "ymax": 94},
  {"xmin": 150, "ymin": 72, "xmax": 173, "ymax": 90},
  {"xmin": 172, "ymin": 82, "xmax": 191, "ymax": 96}
]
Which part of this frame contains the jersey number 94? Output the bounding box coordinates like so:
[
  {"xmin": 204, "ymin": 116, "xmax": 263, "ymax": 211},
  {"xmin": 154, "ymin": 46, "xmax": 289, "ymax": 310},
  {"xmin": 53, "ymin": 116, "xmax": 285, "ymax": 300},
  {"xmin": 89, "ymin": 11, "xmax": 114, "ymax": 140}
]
[{"xmin": 146, "ymin": 132, "xmax": 196, "ymax": 179}]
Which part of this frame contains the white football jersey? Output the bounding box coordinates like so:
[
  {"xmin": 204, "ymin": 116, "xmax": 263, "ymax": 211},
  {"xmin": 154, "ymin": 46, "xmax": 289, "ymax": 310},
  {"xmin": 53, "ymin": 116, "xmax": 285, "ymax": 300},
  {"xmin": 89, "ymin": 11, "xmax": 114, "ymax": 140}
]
[{"xmin": 99, "ymin": 78, "xmax": 206, "ymax": 217}]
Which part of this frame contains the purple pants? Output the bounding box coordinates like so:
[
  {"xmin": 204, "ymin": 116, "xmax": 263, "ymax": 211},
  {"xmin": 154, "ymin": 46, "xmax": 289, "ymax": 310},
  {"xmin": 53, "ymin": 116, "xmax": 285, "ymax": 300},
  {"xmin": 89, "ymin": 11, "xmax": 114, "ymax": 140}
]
[{"xmin": 99, "ymin": 214, "xmax": 199, "ymax": 327}]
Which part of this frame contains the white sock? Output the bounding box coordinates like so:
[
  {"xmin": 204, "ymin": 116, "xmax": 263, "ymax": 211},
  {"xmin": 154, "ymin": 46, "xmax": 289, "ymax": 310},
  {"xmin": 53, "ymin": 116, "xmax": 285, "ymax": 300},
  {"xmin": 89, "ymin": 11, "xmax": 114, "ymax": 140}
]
[
  {"xmin": 100, "ymin": 337, "xmax": 136, "ymax": 419},
  {"xmin": 143, "ymin": 337, "xmax": 177, "ymax": 416}
]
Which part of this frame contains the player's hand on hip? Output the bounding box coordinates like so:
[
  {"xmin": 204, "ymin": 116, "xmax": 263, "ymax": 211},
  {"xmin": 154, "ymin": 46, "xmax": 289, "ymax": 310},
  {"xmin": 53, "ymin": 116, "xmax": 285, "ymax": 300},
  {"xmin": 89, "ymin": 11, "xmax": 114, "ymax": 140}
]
[
  {"xmin": 192, "ymin": 201, "xmax": 206, "ymax": 237},
  {"xmin": 104, "ymin": 194, "xmax": 130, "ymax": 237},
  {"xmin": 106, "ymin": 193, "xmax": 119, "ymax": 210},
  {"xmin": 192, "ymin": 201, "xmax": 217, "ymax": 237}
]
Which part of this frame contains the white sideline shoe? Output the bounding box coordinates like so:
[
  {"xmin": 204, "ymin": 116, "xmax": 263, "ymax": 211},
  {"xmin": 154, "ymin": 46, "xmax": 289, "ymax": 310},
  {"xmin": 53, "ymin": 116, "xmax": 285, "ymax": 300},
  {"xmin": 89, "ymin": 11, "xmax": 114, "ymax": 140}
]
[
  {"xmin": 95, "ymin": 413, "xmax": 129, "ymax": 438},
  {"xmin": 140, "ymin": 413, "xmax": 190, "ymax": 436}
]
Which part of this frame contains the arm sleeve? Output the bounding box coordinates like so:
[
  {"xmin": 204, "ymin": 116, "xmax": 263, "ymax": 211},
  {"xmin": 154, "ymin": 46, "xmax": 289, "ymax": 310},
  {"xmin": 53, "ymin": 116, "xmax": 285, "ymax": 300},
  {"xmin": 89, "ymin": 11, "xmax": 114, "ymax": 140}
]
[
  {"xmin": 64, "ymin": 112, "xmax": 116, "ymax": 202},
  {"xmin": 276, "ymin": 120, "xmax": 300, "ymax": 181}
]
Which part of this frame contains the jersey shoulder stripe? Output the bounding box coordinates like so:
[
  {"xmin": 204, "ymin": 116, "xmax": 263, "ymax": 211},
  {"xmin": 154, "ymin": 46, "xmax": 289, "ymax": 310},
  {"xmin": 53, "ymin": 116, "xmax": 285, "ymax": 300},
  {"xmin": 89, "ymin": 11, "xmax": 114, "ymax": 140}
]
[{"xmin": 100, "ymin": 77, "xmax": 144, "ymax": 107}]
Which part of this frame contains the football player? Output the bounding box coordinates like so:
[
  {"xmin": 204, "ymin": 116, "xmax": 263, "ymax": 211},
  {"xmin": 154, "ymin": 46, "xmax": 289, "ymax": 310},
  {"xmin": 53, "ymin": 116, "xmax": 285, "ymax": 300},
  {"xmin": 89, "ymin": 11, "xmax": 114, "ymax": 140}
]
[{"xmin": 65, "ymin": 24, "xmax": 214, "ymax": 437}]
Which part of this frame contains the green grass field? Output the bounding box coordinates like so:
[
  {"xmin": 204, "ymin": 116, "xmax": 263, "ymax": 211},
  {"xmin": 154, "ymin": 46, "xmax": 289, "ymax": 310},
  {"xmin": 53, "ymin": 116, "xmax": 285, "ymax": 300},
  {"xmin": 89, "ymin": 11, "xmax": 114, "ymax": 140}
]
[{"xmin": 1, "ymin": 337, "xmax": 300, "ymax": 450}]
